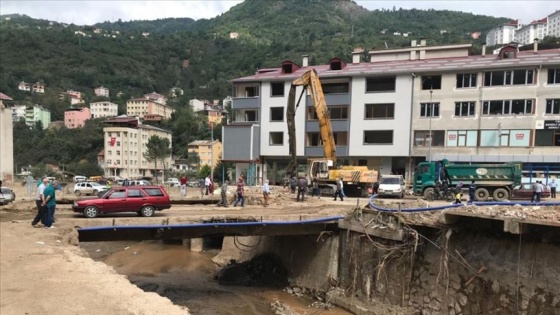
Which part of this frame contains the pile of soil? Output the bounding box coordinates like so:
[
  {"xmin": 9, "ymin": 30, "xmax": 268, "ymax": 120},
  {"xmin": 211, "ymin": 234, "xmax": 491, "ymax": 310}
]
[{"xmin": 215, "ymin": 253, "xmax": 289, "ymax": 287}]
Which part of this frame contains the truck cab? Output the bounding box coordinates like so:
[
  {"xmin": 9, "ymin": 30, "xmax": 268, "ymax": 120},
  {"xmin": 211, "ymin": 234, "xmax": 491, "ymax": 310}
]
[{"xmin": 413, "ymin": 161, "xmax": 440, "ymax": 197}]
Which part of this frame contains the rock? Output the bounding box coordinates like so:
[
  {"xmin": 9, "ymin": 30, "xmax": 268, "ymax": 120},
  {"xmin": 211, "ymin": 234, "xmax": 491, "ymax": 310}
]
[
  {"xmin": 492, "ymin": 281, "xmax": 500, "ymax": 293},
  {"xmin": 424, "ymin": 296, "xmax": 431, "ymax": 303},
  {"xmin": 429, "ymin": 299, "xmax": 441, "ymax": 310},
  {"xmin": 293, "ymin": 287, "xmax": 301, "ymax": 293},
  {"xmin": 455, "ymin": 301, "xmax": 461, "ymax": 313},
  {"xmin": 287, "ymin": 288, "xmax": 293, "ymax": 294},
  {"xmin": 458, "ymin": 293, "xmax": 468, "ymax": 306}
]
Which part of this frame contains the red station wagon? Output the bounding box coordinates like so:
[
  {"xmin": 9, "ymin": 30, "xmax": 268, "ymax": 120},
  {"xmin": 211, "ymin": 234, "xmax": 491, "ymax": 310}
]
[{"xmin": 72, "ymin": 186, "xmax": 171, "ymax": 218}]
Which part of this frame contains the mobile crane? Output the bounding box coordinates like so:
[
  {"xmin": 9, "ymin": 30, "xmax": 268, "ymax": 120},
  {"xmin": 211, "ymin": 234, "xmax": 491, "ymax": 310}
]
[{"xmin": 286, "ymin": 69, "xmax": 378, "ymax": 196}]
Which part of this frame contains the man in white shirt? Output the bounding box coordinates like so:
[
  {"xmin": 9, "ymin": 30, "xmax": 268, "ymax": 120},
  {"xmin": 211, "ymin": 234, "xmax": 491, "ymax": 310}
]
[
  {"xmin": 31, "ymin": 178, "xmax": 49, "ymax": 227},
  {"xmin": 204, "ymin": 176, "xmax": 211, "ymax": 195},
  {"xmin": 549, "ymin": 179, "xmax": 557, "ymax": 199},
  {"xmin": 262, "ymin": 180, "xmax": 270, "ymax": 207}
]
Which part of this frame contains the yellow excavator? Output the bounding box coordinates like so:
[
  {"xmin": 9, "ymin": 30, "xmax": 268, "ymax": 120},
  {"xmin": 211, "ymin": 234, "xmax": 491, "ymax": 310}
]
[{"xmin": 286, "ymin": 69, "xmax": 378, "ymax": 196}]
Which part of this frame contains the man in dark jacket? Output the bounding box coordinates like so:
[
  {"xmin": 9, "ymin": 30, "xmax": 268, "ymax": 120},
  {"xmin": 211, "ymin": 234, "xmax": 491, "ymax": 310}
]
[
  {"xmin": 296, "ymin": 176, "xmax": 308, "ymax": 202},
  {"xmin": 468, "ymin": 181, "xmax": 476, "ymax": 204}
]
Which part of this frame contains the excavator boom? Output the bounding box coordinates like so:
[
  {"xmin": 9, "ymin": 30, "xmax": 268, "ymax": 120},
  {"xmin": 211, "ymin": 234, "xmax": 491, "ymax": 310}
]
[{"xmin": 286, "ymin": 69, "xmax": 336, "ymax": 177}]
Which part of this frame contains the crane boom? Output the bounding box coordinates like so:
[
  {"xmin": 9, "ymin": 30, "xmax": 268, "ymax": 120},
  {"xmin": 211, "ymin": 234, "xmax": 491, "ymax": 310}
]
[{"xmin": 286, "ymin": 69, "xmax": 336, "ymax": 177}]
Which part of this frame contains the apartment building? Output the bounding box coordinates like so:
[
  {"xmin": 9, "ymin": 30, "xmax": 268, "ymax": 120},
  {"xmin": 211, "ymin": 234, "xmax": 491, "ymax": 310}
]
[
  {"xmin": 64, "ymin": 107, "xmax": 91, "ymax": 129},
  {"xmin": 0, "ymin": 93, "xmax": 14, "ymax": 181},
  {"xmin": 18, "ymin": 81, "xmax": 31, "ymax": 92},
  {"xmin": 187, "ymin": 140, "xmax": 222, "ymax": 168},
  {"xmin": 516, "ymin": 18, "xmax": 548, "ymax": 45},
  {"xmin": 90, "ymin": 101, "xmax": 118, "ymax": 118},
  {"xmin": 32, "ymin": 82, "xmax": 45, "ymax": 93},
  {"xmin": 102, "ymin": 116, "xmax": 172, "ymax": 179},
  {"xmin": 60, "ymin": 90, "xmax": 84, "ymax": 105},
  {"xmin": 547, "ymin": 10, "xmax": 560, "ymax": 38},
  {"xmin": 94, "ymin": 86, "xmax": 110, "ymax": 97},
  {"xmin": 485, "ymin": 20, "xmax": 519, "ymax": 46},
  {"xmin": 126, "ymin": 96, "xmax": 174, "ymax": 120},
  {"xmin": 224, "ymin": 40, "xmax": 560, "ymax": 184},
  {"xmin": 24, "ymin": 105, "xmax": 51, "ymax": 128}
]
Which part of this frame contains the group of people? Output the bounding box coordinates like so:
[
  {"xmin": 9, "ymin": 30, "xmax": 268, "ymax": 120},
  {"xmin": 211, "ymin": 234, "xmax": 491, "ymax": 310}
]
[{"xmin": 31, "ymin": 177, "xmax": 58, "ymax": 229}]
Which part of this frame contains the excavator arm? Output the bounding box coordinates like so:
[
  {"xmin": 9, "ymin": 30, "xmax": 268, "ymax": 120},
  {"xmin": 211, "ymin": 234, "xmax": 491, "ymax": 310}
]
[{"xmin": 286, "ymin": 69, "xmax": 336, "ymax": 177}]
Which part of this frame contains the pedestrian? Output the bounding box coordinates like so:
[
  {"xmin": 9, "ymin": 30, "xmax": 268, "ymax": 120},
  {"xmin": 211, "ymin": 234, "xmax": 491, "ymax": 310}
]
[
  {"xmin": 373, "ymin": 182, "xmax": 379, "ymax": 195},
  {"xmin": 468, "ymin": 180, "xmax": 476, "ymax": 204},
  {"xmin": 455, "ymin": 181, "xmax": 464, "ymax": 194},
  {"xmin": 296, "ymin": 176, "xmax": 307, "ymax": 202},
  {"xmin": 217, "ymin": 180, "xmax": 229, "ymax": 207},
  {"xmin": 31, "ymin": 177, "xmax": 48, "ymax": 227},
  {"xmin": 311, "ymin": 178, "xmax": 320, "ymax": 198},
  {"xmin": 531, "ymin": 181, "xmax": 537, "ymax": 202},
  {"xmin": 454, "ymin": 192, "xmax": 463, "ymax": 205},
  {"xmin": 123, "ymin": 178, "xmax": 129, "ymax": 186},
  {"xmin": 209, "ymin": 178, "xmax": 215, "ymax": 195},
  {"xmin": 333, "ymin": 178, "xmax": 344, "ymax": 201},
  {"xmin": 233, "ymin": 176, "xmax": 245, "ymax": 207},
  {"xmin": 199, "ymin": 177, "xmax": 205, "ymax": 196},
  {"xmin": 262, "ymin": 179, "xmax": 270, "ymax": 206},
  {"xmin": 289, "ymin": 176, "xmax": 297, "ymax": 194},
  {"xmin": 205, "ymin": 175, "xmax": 211, "ymax": 195},
  {"xmin": 339, "ymin": 177, "xmax": 346, "ymax": 198},
  {"xmin": 42, "ymin": 179, "xmax": 57, "ymax": 229},
  {"xmin": 180, "ymin": 175, "xmax": 187, "ymax": 198},
  {"xmin": 535, "ymin": 180, "xmax": 544, "ymax": 202},
  {"xmin": 549, "ymin": 179, "xmax": 557, "ymax": 198}
]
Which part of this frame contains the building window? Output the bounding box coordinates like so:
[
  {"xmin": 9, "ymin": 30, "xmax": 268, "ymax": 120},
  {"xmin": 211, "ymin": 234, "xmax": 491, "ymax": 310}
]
[
  {"xmin": 548, "ymin": 69, "xmax": 560, "ymax": 84},
  {"xmin": 484, "ymin": 69, "xmax": 534, "ymax": 86},
  {"xmin": 365, "ymin": 103, "xmax": 395, "ymax": 119},
  {"xmin": 306, "ymin": 106, "xmax": 347, "ymax": 120},
  {"xmin": 456, "ymin": 73, "xmax": 477, "ymax": 88},
  {"xmin": 414, "ymin": 131, "xmax": 445, "ymax": 146},
  {"xmin": 482, "ymin": 99, "xmax": 533, "ymax": 115},
  {"xmin": 245, "ymin": 86, "xmax": 260, "ymax": 97},
  {"xmin": 454, "ymin": 102, "xmax": 476, "ymax": 117},
  {"xmin": 116, "ymin": 141, "xmax": 120, "ymax": 146},
  {"xmin": 269, "ymin": 132, "xmax": 284, "ymax": 145},
  {"xmin": 271, "ymin": 82, "xmax": 284, "ymax": 97},
  {"xmin": 245, "ymin": 110, "xmax": 258, "ymax": 122},
  {"xmin": 546, "ymin": 99, "xmax": 560, "ymax": 115},
  {"xmin": 421, "ymin": 75, "xmax": 442, "ymax": 90},
  {"xmin": 322, "ymin": 83, "xmax": 349, "ymax": 94},
  {"xmin": 116, "ymin": 150, "xmax": 121, "ymax": 155},
  {"xmin": 420, "ymin": 103, "xmax": 439, "ymax": 117},
  {"xmin": 307, "ymin": 132, "xmax": 322, "ymax": 146},
  {"xmin": 535, "ymin": 130, "xmax": 560, "ymax": 146},
  {"xmin": 364, "ymin": 130, "xmax": 393, "ymax": 145},
  {"xmin": 270, "ymin": 107, "xmax": 284, "ymax": 122},
  {"xmin": 366, "ymin": 76, "xmax": 396, "ymax": 92},
  {"xmin": 480, "ymin": 130, "xmax": 530, "ymax": 147},
  {"xmin": 447, "ymin": 130, "xmax": 478, "ymax": 147}
]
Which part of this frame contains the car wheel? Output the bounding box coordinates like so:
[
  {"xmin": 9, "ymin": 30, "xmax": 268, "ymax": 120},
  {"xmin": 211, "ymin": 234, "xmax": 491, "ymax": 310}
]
[
  {"xmin": 423, "ymin": 187, "xmax": 434, "ymax": 200},
  {"xmin": 75, "ymin": 190, "xmax": 82, "ymax": 196},
  {"xmin": 140, "ymin": 205, "xmax": 155, "ymax": 217},
  {"xmin": 83, "ymin": 206, "xmax": 99, "ymax": 218}
]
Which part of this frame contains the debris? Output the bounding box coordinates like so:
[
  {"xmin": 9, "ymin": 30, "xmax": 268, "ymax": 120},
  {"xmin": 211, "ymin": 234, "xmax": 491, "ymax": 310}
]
[{"xmin": 35, "ymin": 241, "xmax": 45, "ymax": 245}]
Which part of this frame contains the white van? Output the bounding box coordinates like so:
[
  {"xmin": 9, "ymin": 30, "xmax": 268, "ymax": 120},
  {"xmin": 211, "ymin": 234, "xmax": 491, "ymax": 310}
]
[
  {"xmin": 74, "ymin": 175, "xmax": 87, "ymax": 183},
  {"xmin": 377, "ymin": 175, "xmax": 406, "ymax": 198}
]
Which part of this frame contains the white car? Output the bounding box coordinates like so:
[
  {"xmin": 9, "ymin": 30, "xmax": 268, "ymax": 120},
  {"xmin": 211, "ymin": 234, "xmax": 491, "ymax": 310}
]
[
  {"xmin": 377, "ymin": 175, "xmax": 406, "ymax": 198},
  {"xmin": 73, "ymin": 175, "xmax": 87, "ymax": 182},
  {"xmin": 74, "ymin": 182, "xmax": 108, "ymax": 196},
  {"xmin": 165, "ymin": 178, "xmax": 180, "ymax": 187}
]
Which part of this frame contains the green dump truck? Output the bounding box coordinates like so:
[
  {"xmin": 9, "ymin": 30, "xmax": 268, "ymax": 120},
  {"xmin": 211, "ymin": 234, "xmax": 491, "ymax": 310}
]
[{"xmin": 413, "ymin": 159, "xmax": 523, "ymax": 201}]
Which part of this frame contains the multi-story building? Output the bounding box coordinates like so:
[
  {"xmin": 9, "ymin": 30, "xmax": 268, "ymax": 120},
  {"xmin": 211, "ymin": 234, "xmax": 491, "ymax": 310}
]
[
  {"xmin": 189, "ymin": 99, "xmax": 206, "ymax": 112},
  {"xmin": 60, "ymin": 90, "xmax": 84, "ymax": 105},
  {"xmin": 515, "ymin": 18, "xmax": 548, "ymax": 45},
  {"xmin": 187, "ymin": 140, "xmax": 222, "ymax": 168},
  {"xmin": 11, "ymin": 105, "xmax": 27, "ymax": 122},
  {"xmin": 90, "ymin": 101, "xmax": 118, "ymax": 118},
  {"xmin": 32, "ymin": 82, "xmax": 45, "ymax": 93},
  {"xmin": 102, "ymin": 116, "xmax": 172, "ymax": 179},
  {"xmin": 144, "ymin": 92, "xmax": 167, "ymax": 105},
  {"xmin": 0, "ymin": 93, "xmax": 14, "ymax": 181},
  {"xmin": 25, "ymin": 105, "xmax": 51, "ymax": 128},
  {"xmin": 485, "ymin": 20, "xmax": 519, "ymax": 46},
  {"xmin": 548, "ymin": 10, "xmax": 560, "ymax": 38},
  {"xmin": 126, "ymin": 95, "xmax": 174, "ymax": 120},
  {"xmin": 64, "ymin": 107, "xmax": 91, "ymax": 129},
  {"xmin": 224, "ymin": 40, "xmax": 560, "ymax": 185},
  {"xmin": 94, "ymin": 86, "xmax": 110, "ymax": 98},
  {"xmin": 18, "ymin": 81, "xmax": 31, "ymax": 92}
]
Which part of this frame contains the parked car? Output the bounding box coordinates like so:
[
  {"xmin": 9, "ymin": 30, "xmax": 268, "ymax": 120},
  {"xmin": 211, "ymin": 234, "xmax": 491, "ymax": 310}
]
[
  {"xmin": 74, "ymin": 182, "xmax": 109, "ymax": 196},
  {"xmin": 0, "ymin": 187, "xmax": 16, "ymax": 205},
  {"xmin": 377, "ymin": 175, "xmax": 406, "ymax": 198},
  {"xmin": 165, "ymin": 178, "xmax": 180, "ymax": 187},
  {"xmin": 511, "ymin": 183, "xmax": 551, "ymax": 200},
  {"xmin": 73, "ymin": 175, "xmax": 87, "ymax": 183},
  {"xmin": 72, "ymin": 186, "xmax": 171, "ymax": 218},
  {"xmin": 188, "ymin": 181, "xmax": 201, "ymax": 187},
  {"xmin": 126, "ymin": 179, "xmax": 152, "ymax": 186}
]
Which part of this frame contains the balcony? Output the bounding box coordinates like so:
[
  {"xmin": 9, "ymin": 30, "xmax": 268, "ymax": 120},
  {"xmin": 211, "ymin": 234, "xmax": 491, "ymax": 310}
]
[{"xmin": 232, "ymin": 97, "xmax": 260, "ymax": 109}]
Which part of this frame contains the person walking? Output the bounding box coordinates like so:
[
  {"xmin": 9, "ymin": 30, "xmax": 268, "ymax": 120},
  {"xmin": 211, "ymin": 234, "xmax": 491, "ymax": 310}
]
[
  {"xmin": 180, "ymin": 176, "xmax": 187, "ymax": 198},
  {"xmin": 199, "ymin": 177, "xmax": 205, "ymax": 196},
  {"xmin": 468, "ymin": 180, "xmax": 476, "ymax": 204},
  {"xmin": 339, "ymin": 177, "xmax": 346, "ymax": 198},
  {"xmin": 42, "ymin": 179, "xmax": 57, "ymax": 229},
  {"xmin": 204, "ymin": 175, "xmax": 211, "ymax": 195},
  {"xmin": 549, "ymin": 179, "xmax": 557, "ymax": 198},
  {"xmin": 531, "ymin": 181, "xmax": 537, "ymax": 202},
  {"xmin": 311, "ymin": 178, "xmax": 320, "ymax": 199},
  {"xmin": 31, "ymin": 177, "xmax": 48, "ymax": 227},
  {"xmin": 233, "ymin": 176, "xmax": 245, "ymax": 207},
  {"xmin": 535, "ymin": 180, "xmax": 544, "ymax": 203},
  {"xmin": 262, "ymin": 180, "xmax": 270, "ymax": 207},
  {"xmin": 333, "ymin": 178, "xmax": 344, "ymax": 201},
  {"xmin": 289, "ymin": 176, "xmax": 297, "ymax": 194},
  {"xmin": 217, "ymin": 180, "xmax": 229, "ymax": 207},
  {"xmin": 296, "ymin": 176, "xmax": 307, "ymax": 202},
  {"xmin": 454, "ymin": 191, "xmax": 463, "ymax": 205}
]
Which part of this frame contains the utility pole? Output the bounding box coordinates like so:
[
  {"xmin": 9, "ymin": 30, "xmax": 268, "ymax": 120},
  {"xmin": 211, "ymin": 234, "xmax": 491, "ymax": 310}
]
[
  {"xmin": 210, "ymin": 121, "xmax": 214, "ymax": 181},
  {"xmin": 428, "ymin": 89, "xmax": 433, "ymax": 162}
]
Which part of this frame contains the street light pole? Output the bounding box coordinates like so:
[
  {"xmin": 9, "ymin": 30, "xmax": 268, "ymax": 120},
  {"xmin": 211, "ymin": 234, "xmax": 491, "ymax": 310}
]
[
  {"xmin": 210, "ymin": 121, "xmax": 214, "ymax": 181},
  {"xmin": 428, "ymin": 89, "xmax": 433, "ymax": 162}
]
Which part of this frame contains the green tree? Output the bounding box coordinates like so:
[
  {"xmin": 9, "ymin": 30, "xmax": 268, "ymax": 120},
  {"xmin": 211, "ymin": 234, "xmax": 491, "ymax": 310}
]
[
  {"xmin": 198, "ymin": 164, "xmax": 211, "ymax": 178},
  {"xmin": 143, "ymin": 135, "xmax": 172, "ymax": 184}
]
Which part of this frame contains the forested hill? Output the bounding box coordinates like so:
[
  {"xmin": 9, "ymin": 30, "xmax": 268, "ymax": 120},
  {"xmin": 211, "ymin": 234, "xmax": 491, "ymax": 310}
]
[{"xmin": 0, "ymin": 0, "xmax": 510, "ymax": 106}]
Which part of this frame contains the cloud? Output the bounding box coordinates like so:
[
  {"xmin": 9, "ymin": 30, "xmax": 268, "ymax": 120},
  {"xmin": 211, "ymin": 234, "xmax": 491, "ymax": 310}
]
[{"xmin": 0, "ymin": 0, "xmax": 556, "ymax": 25}]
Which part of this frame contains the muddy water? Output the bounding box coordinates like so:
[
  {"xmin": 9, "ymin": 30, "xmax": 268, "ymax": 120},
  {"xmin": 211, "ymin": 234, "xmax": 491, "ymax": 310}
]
[{"xmin": 82, "ymin": 241, "xmax": 352, "ymax": 315}]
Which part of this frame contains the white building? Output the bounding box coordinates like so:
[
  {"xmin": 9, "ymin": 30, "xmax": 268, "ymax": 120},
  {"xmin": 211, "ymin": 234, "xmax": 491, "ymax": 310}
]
[
  {"xmin": 90, "ymin": 101, "xmax": 118, "ymax": 118},
  {"xmin": 485, "ymin": 20, "xmax": 520, "ymax": 46},
  {"xmin": 515, "ymin": 18, "xmax": 547, "ymax": 45},
  {"xmin": 11, "ymin": 105, "xmax": 27, "ymax": 122},
  {"xmin": 547, "ymin": 10, "xmax": 560, "ymax": 38},
  {"xmin": 94, "ymin": 86, "xmax": 110, "ymax": 98},
  {"xmin": 0, "ymin": 93, "xmax": 14, "ymax": 182},
  {"xmin": 18, "ymin": 81, "xmax": 31, "ymax": 92},
  {"xmin": 189, "ymin": 99, "xmax": 206, "ymax": 112}
]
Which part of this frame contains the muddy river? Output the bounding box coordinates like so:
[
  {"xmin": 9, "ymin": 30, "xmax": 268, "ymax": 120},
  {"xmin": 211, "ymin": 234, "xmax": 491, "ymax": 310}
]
[{"xmin": 82, "ymin": 240, "xmax": 352, "ymax": 315}]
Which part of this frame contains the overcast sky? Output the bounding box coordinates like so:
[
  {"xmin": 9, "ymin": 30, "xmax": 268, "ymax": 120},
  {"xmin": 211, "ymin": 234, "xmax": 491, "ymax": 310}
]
[{"xmin": 0, "ymin": 1, "xmax": 557, "ymax": 26}]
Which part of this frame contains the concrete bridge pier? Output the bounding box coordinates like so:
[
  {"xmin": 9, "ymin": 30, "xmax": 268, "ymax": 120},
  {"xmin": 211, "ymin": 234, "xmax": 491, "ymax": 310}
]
[{"xmin": 182, "ymin": 238, "xmax": 204, "ymax": 252}]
